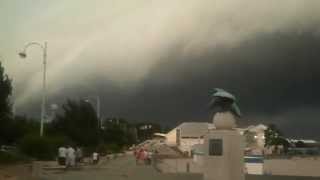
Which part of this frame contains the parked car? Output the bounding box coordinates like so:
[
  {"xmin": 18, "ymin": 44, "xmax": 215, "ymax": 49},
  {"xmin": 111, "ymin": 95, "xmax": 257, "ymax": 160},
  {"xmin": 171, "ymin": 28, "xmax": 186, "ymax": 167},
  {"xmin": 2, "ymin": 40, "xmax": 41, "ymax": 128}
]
[{"xmin": 0, "ymin": 145, "xmax": 17, "ymax": 152}]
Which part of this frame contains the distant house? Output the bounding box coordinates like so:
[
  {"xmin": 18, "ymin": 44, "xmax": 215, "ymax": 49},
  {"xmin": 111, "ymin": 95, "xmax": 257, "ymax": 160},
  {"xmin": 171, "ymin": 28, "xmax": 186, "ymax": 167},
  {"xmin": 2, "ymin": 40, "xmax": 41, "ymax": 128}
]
[
  {"xmin": 160, "ymin": 122, "xmax": 319, "ymax": 157},
  {"xmin": 287, "ymin": 139, "xmax": 319, "ymax": 147},
  {"xmin": 165, "ymin": 122, "xmax": 214, "ymax": 154},
  {"xmin": 164, "ymin": 122, "xmax": 267, "ymax": 155},
  {"xmin": 286, "ymin": 138, "xmax": 320, "ymax": 155}
]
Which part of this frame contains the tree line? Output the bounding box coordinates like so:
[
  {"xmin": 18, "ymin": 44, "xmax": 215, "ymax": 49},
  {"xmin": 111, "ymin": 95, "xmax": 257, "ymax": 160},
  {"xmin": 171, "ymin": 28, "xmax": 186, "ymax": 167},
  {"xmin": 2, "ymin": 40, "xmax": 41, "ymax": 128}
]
[{"xmin": 0, "ymin": 62, "xmax": 162, "ymax": 162}]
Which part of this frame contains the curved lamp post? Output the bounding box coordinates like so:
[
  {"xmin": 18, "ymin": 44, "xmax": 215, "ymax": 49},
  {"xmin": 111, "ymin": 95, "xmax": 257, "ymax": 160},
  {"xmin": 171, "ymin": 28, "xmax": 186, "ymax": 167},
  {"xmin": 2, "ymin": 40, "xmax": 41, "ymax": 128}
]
[
  {"xmin": 84, "ymin": 96, "xmax": 101, "ymax": 128},
  {"xmin": 19, "ymin": 42, "xmax": 47, "ymax": 137}
]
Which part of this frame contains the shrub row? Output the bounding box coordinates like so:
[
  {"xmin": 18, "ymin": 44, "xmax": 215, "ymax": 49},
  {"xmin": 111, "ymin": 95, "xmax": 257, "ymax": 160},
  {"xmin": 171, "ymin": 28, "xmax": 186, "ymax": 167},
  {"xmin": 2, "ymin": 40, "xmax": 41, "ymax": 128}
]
[
  {"xmin": 0, "ymin": 151, "xmax": 29, "ymax": 164},
  {"xmin": 18, "ymin": 135, "xmax": 70, "ymax": 160}
]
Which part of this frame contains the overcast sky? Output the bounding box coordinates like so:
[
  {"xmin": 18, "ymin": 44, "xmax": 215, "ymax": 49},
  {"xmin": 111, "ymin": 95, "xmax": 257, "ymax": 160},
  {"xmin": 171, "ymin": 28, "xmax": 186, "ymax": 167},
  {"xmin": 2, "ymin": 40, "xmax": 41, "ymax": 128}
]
[{"xmin": 1, "ymin": 0, "xmax": 320, "ymax": 139}]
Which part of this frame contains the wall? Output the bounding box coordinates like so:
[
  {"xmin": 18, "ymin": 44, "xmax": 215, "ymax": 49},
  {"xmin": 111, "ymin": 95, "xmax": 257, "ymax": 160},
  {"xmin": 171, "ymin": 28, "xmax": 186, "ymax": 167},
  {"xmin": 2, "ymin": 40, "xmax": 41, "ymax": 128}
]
[
  {"xmin": 245, "ymin": 163, "xmax": 263, "ymax": 175},
  {"xmin": 264, "ymin": 157, "xmax": 320, "ymax": 177},
  {"xmin": 155, "ymin": 156, "xmax": 320, "ymax": 177},
  {"xmin": 179, "ymin": 138, "xmax": 204, "ymax": 154},
  {"xmin": 155, "ymin": 158, "xmax": 203, "ymax": 173},
  {"xmin": 165, "ymin": 128, "xmax": 177, "ymax": 146},
  {"xmin": 156, "ymin": 158, "xmax": 260, "ymax": 175}
]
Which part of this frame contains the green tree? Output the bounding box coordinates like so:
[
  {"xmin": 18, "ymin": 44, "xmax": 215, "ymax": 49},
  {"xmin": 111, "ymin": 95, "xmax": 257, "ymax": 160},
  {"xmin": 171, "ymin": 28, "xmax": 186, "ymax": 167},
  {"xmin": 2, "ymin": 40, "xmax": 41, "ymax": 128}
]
[
  {"xmin": 50, "ymin": 99, "xmax": 100, "ymax": 147},
  {"xmin": 0, "ymin": 62, "xmax": 13, "ymax": 145},
  {"xmin": 101, "ymin": 118, "xmax": 137, "ymax": 147},
  {"xmin": 264, "ymin": 124, "xmax": 282, "ymax": 147},
  {"xmin": 264, "ymin": 124, "xmax": 290, "ymax": 153},
  {"xmin": 136, "ymin": 122, "xmax": 162, "ymax": 142}
]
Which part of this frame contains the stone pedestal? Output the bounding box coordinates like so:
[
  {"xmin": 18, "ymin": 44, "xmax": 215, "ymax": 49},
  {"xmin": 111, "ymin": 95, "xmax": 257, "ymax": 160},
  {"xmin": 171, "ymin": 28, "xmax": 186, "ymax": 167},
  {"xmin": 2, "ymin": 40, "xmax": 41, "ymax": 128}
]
[{"xmin": 203, "ymin": 112, "xmax": 244, "ymax": 180}]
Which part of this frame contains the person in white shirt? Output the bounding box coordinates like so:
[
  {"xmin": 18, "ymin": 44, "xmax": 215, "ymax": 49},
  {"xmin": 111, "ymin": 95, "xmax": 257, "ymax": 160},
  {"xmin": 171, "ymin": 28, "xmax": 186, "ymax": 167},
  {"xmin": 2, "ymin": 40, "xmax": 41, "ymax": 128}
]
[
  {"xmin": 58, "ymin": 146, "xmax": 67, "ymax": 165},
  {"xmin": 66, "ymin": 146, "xmax": 76, "ymax": 167},
  {"xmin": 92, "ymin": 152, "xmax": 99, "ymax": 164}
]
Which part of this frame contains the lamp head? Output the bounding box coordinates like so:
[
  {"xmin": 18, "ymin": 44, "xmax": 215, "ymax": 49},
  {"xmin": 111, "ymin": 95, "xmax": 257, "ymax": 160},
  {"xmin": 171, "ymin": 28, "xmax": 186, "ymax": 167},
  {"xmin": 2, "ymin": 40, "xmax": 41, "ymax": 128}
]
[
  {"xmin": 50, "ymin": 104, "xmax": 58, "ymax": 110},
  {"xmin": 18, "ymin": 52, "xmax": 27, "ymax": 58}
]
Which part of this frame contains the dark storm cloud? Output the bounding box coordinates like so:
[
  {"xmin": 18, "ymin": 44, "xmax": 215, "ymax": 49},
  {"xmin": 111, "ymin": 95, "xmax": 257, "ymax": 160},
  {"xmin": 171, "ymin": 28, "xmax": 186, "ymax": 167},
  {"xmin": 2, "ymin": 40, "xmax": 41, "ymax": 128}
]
[
  {"xmin": 115, "ymin": 31, "xmax": 320, "ymax": 139},
  {"xmin": 16, "ymin": 30, "xmax": 320, "ymax": 139},
  {"xmin": 4, "ymin": 1, "xmax": 320, "ymax": 140},
  {"xmin": 5, "ymin": 0, "xmax": 320, "ymax": 106}
]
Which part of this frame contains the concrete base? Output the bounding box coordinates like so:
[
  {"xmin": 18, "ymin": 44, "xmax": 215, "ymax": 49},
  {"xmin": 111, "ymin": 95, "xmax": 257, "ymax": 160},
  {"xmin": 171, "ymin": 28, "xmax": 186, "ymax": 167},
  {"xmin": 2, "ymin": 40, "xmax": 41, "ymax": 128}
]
[{"xmin": 203, "ymin": 130, "xmax": 245, "ymax": 180}]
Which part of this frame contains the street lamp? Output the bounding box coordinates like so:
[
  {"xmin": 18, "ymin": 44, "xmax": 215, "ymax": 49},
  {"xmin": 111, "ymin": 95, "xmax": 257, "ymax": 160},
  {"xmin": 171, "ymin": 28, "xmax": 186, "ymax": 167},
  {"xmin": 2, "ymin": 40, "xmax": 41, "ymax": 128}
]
[
  {"xmin": 19, "ymin": 42, "xmax": 47, "ymax": 137},
  {"xmin": 48, "ymin": 103, "xmax": 58, "ymax": 122},
  {"xmin": 84, "ymin": 96, "xmax": 101, "ymax": 128}
]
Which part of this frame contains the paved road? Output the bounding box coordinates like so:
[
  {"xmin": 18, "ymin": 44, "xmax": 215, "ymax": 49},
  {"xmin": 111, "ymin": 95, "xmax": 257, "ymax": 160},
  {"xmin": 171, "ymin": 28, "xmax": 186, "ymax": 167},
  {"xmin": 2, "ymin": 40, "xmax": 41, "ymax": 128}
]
[
  {"xmin": 40, "ymin": 155, "xmax": 320, "ymax": 180},
  {"xmin": 40, "ymin": 155, "xmax": 201, "ymax": 180}
]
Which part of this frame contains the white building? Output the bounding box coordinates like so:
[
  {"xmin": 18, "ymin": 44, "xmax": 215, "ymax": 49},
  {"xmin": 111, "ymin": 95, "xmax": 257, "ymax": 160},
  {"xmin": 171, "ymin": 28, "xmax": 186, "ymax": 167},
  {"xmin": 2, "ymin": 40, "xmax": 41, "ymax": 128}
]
[
  {"xmin": 165, "ymin": 122, "xmax": 215, "ymax": 154},
  {"xmin": 165, "ymin": 122, "xmax": 267, "ymax": 155}
]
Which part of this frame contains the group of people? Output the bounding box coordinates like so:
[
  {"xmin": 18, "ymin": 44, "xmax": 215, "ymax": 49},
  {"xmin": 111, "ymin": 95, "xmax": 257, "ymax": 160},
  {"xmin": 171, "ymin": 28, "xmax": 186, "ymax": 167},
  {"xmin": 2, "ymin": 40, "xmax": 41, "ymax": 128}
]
[
  {"xmin": 58, "ymin": 146, "xmax": 83, "ymax": 167},
  {"xmin": 134, "ymin": 148, "xmax": 153, "ymax": 165}
]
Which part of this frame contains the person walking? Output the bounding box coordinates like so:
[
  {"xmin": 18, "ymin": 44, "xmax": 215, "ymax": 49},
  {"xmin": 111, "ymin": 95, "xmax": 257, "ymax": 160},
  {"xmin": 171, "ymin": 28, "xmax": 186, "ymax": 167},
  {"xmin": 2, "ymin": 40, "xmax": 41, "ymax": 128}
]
[
  {"xmin": 75, "ymin": 147, "xmax": 83, "ymax": 164},
  {"xmin": 137, "ymin": 149, "xmax": 144, "ymax": 165},
  {"xmin": 146, "ymin": 150, "xmax": 153, "ymax": 165},
  {"xmin": 134, "ymin": 148, "xmax": 139, "ymax": 165},
  {"xmin": 58, "ymin": 146, "xmax": 67, "ymax": 166},
  {"xmin": 66, "ymin": 146, "xmax": 76, "ymax": 168},
  {"xmin": 142, "ymin": 149, "xmax": 148, "ymax": 165},
  {"xmin": 92, "ymin": 151, "xmax": 99, "ymax": 164}
]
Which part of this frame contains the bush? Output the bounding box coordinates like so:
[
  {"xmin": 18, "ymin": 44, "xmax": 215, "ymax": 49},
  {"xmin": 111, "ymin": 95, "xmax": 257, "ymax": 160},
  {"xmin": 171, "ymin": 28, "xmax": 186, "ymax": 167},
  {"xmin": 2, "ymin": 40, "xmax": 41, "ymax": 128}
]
[
  {"xmin": 106, "ymin": 143, "xmax": 121, "ymax": 154},
  {"xmin": 18, "ymin": 135, "xmax": 70, "ymax": 160},
  {"xmin": 49, "ymin": 135, "xmax": 73, "ymax": 149},
  {"xmin": 19, "ymin": 135, "xmax": 54, "ymax": 160},
  {"xmin": 97, "ymin": 143, "xmax": 108, "ymax": 156},
  {"xmin": 0, "ymin": 151, "xmax": 29, "ymax": 164}
]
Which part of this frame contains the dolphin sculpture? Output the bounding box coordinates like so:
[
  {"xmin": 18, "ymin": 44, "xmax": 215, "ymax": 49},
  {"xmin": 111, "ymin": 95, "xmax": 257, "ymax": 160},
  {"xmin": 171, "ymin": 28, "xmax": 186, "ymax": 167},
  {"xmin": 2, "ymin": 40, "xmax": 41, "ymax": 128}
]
[{"xmin": 209, "ymin": 88, "xmax": 241, "ymax": 117}]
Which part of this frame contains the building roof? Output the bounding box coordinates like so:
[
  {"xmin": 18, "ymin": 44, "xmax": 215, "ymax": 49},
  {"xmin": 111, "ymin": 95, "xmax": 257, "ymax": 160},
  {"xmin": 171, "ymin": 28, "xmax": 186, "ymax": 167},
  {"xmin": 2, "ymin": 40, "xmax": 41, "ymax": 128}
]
[
  {"xmin": 176, "ymin": 122, "xmax": 211, "ymax": 138},
  {"xmin": 153, "ymin": 133, "xmax": 166, "ymax": 137},
  {"xmin": 287, "ymin": 139, "xmax": 318, "ymax": 144}
]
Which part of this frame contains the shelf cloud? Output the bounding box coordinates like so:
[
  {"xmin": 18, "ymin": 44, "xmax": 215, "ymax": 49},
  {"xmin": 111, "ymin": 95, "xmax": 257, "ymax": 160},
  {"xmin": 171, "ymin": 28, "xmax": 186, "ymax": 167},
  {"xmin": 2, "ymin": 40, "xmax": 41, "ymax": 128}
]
[{"xmin": 1, "ymin": 0, "xmax": 320, "ymax": 139}]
